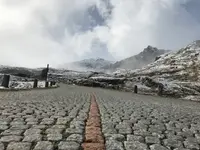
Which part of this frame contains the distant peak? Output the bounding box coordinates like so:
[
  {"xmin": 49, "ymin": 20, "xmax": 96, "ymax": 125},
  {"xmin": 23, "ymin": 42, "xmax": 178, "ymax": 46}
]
[
  {"xmin": 185, "ymin": 40, "xmax": 200, "ymax": 50},
  {"xmin": 194, "ymin": 40, "xmax": 200, "ymax": 44},
  {"xmin": 96, "ymin": 58, "xmax": 105, "ymax": 61},
  {"xmin": 143, "ymin": 45, "xmax": 158, "ymax": 53},
  {"xmin": 192, "ymin": 40, "xmax": 200, "ymax": 47},
  {"xmin": 147, "ymin": 45, "xmax": 155, "ymax": 49}
]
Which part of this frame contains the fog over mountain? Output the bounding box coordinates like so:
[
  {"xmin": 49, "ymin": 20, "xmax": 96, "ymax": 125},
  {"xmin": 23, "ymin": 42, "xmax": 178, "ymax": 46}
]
[
  {"xmin": 0, "ymin": 0, "xmax": 200, "ymax": 68},
  {"xmin": 65, "ymin": 46, "xmax": 170, "ymax": 71}
]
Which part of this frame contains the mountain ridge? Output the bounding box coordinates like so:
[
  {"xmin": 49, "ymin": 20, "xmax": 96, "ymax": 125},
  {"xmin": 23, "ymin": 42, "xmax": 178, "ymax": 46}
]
[{"xmin": 102, "ymin": 46, "xmax": 170, "ymax": 71}]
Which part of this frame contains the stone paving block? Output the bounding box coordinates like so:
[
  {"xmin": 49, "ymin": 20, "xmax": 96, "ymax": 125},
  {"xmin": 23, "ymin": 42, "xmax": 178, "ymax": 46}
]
[
  {"xmin": 145, "ymin": 136, "xmax": 160, "ymax": 144},
  {"xmin": 118, "ymin": 128, "xmax": 132, "ymax": 134},
  {"xmin": 124, "ymin": 141, "xmax": 148, "ymax": 150},
  {"xmin": 32, "ymin": 125, "xmax": 47, "ymax": 129},
  {"xmin": 65, "ymin": 128, "xmax": 84, "ymax": 134},
  {"xmin": 7, "ymin": 142, "xmax": 31, "ymax": 150},
  {"xmin": 40, "ymin": 118, "xmax": 55, "ymax": 125},
  {"xmin": 102, "ymin": 128, "xmax": 117, "ymax": 134},
  {"xmin": 25, "ymin": 118, "xmax": 38, "ymax": 122},
  {"xmin": 10, "ymin": 125, "xmax": 29, "ymax": 130},
  {"xmin": 0, "ymin": 125, "xmax": 9, "ymax": 130},
  {"xmin": 47, "ymin": 133, "xmax": 62, "ymax": 141},
  {"xmin": 0, "ymin": 135, "xmax": 22, "ymax": 142},
  {"xmin": 134, "ymin": 130, "xmax": 151, "ymax": 136},
  {"xmin": 106, "ymin": 140, "xmax": 124, "ymax": 150},
  {"xmin": 46, "ymin": 128, "xmax": 63, "ymax": 134},
  {"xmin": 23, "ymin": 134, "xmax": 42, "ymax": 142},
  {"xmin": 51, "ymin": 125, "xmax": 66, "ymax": 129},
  {"xmin": 0, "ymin": 142, "xmax": 4, "ymax": 150},
  {"xmin": 66, "ymin": 134, "xmax": 83, "ymax": 143},
  {"xmin": 163, "ymin": 138, "xmax": 183, "ymax": 148},
  {"xmin": 0, "ymin": 120, "xmax": 8, "ymax": 125},
  {"xmin": 10, "ymin": 121, "xmax": 25, "ymax": 125},
  {"xmin": 151, "ymin": 132, "xmax": 165, "ymax": 139},
  {"xmin": 1, "ymin": 129, "xmax": 24, "ymax": 136},
  {"xmin": 109, "ymin": 134, "xmax": 125, "ymax": 141},
  {"xmin": 150, "ymin": 144, "xmax": 169, "ymax": 150},
  {"xmin": 27, "ymin": 121, "xmax": 38, "ymax": 125},
  {"xmin": 184, "ymin": 139, "xmax": 200, "ymax": 149},
  {"xmin": 195, "ymin": 133, "xmax": 200, "ymax": 143},
  {"xmin": 127, "ymin": 135, "xmax": 144, "ymax": 143},
  {"xmin": 34, "ymin": 141, "xmax": 53, "ymax": 150},
  {"xmin": 24, "ymin": 129, "xmax": 41, "ymax": 135},
  {"xmin": 174, "ymin": 148, "xmax": 191, "ymax": 150},
  {"xmin": 58, "ymin": 141, "xmax": 80, "ymax": 150},
  {"xmin": 56, "ymin": 118, "xmax": 70, "ymax": 125},
  {"xmin": 70, "ymin": 120, "xmax": 85, "ymax": 129}
]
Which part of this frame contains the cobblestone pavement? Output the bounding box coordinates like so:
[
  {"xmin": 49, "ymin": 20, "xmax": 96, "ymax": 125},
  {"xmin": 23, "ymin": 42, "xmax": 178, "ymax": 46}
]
[{"xmin": 0, "ymin": 84, "xmax": 200, "ymax": 150}]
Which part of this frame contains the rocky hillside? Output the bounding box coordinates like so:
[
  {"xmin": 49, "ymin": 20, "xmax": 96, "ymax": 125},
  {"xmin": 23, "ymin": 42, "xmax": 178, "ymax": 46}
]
[
  {"xmin": 2, "ymin": 41, "xmax": 200, "ymax": 101},
  {"xmin": 103, "ymin": 46, "xmax": 170, "ymax": 71},
  {"xmin": 54, "ymin": 40, "xmax": 200, "ymax": 101},
  {"xmin": 121, "ymin": 40, "xmax": 200, "ymax": 100},
  {"xmin": 132, "ymin": 40, "xmax": 200, "ymax": 79},
  {"xmin": 63, "ymin": 58, "xmax": 113, "ymax": 71}
]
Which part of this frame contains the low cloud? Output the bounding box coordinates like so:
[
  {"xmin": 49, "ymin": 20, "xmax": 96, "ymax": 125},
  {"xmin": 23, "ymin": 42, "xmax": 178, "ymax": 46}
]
[{"xmin": 0, "ymin": 0, "xmax": 199, "ymax": 68}]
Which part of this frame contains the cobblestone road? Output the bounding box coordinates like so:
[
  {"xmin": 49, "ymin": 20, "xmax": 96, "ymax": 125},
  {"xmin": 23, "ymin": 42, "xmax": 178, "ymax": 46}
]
[{"xmin": 0, "ymin": 84, "xmax": 200, "ymax": 150}]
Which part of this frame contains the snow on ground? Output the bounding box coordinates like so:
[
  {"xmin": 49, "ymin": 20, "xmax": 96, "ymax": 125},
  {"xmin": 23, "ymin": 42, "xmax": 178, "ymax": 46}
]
[
  {"xmin": 183, "ymin": 95, "xmax": 200, "ymax": 102},
  {"xmin": 109, "ymin": 41, "xmax": 200, "ymax": 99},
  {"xmin": 38, "ymin": 81, "xmax": 46, "ymax": 88},
  {"xmin": 9, "ymin": 81, "xmax": 33, "ymax": 89},
  {"xmin": 90, "ymin": 76, "xmax": 119, "ymax": 80},
  {"xmin": 0, "ymin": 81, "xmax": 55, "ymax": 90},
  {"xmin": 0, "ymin": 86, "xmax": 5, "ymax": 89},
  {"xmin": 9, "ymin": 81, "xmax": 45, "ymax": 89}
]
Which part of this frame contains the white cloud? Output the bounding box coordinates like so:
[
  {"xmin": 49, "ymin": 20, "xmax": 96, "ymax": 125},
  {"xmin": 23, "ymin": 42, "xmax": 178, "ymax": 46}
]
[
  {"xmin": 98, "ymin": 0, "xmax": 200, "ymax": 59},
  {"xmin": 0, "ymin": 0, "xmax": 98, "ymax": 68},
  {"xmin": 0, "ymin": 0, "xmax": 200, "ymax": 68}
]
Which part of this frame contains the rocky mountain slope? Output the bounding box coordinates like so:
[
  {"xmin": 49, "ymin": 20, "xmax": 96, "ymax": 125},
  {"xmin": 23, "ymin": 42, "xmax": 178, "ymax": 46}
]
[
  {"xmin": 103, "ymin": 46, "xmax": 170, "ymax": 71},
  {"xmin": 63, "ymin": 58, "xmax": 113, "ymax": 71},
  {"xmin": 52, "ymin": 40, "xmax": 200, "ymax": 101},
  {"xmin": 2, "ymin": 40, "xmax": 200, "ymax": 101},
  {"xmin": 121, "ymin": 40, "xmax": 200, "ymax": 100},
  {"xmin": 132, "ymin": 41, "xmax": 200, "ymax": 80}
]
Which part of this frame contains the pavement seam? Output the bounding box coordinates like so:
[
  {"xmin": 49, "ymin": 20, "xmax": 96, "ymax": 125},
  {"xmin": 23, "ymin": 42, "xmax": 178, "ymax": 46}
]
[{"xmin": 82, "ymin": 93, "xmax": 105, "ymax": 150}]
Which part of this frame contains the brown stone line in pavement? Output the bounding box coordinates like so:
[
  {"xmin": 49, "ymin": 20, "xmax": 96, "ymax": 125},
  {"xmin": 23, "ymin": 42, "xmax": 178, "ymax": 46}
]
[{"xmin": 82, "ymin": 93, "xmax": 105, "ymax": 150}]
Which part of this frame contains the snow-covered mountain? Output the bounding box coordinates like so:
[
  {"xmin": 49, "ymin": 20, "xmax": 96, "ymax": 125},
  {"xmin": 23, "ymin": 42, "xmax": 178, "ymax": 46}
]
[
  {"xmin": 119, "ymin": 40, "xmax": 200, "ymax": 100},
  {"xmin": 133, "ymin": 40, "xmax": 200, "ymax": 80},
  {"xmin": 103, "ymin": 46, "xmax": 170, "ymax": 71},
  {"xmin": 2, "ymin": 40, "xmax": 200, "ymax": 101},
  {"xmin": 59, "ymin": 46, "xmax": 169, "ymax": 72},
  {"xmin": 63, "ymin": 58, "xmax": 113, "ymax": 71}
]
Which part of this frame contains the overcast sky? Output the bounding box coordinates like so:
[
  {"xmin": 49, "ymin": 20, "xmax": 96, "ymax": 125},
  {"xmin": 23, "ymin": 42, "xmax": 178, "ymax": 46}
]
[{"xmin": 0, "ymin": 0, "xmax": 200, "ymax": 68}]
